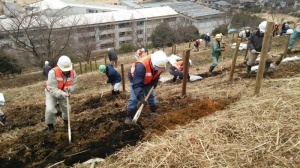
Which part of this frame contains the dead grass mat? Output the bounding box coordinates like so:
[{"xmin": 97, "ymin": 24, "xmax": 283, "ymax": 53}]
[{"xmin": 93, "ymin": 76, "xmax": 300, "ymax": 167}]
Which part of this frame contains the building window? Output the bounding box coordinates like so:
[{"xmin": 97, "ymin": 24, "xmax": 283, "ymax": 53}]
[
  {"xmin": 137, "ymin": 30, "xmax": 143, "ymax": 34},
  {"xmin": 0, "ymin": 43, "xmax": 12, "ymax": 49},
  {"xmin": 87, "ymin": 9, "xmax": 98, "ymax": 13},
  {"xmin": 99, "ymin": 33, "xmax": 114, "ymax": 40},
  {"xmin": 137, "ymin": 21, "xmax": 144, "ymax": 26},
  {"xmin": 0, "ymin": 34, "xmax": 8, "ymax": 39},
  {"xmin": 119, "ymin": 32, "xmax": 126, "ymax": 37},
  {"xmin": 98, "ymin": 25, "xmax": 114, "ymax": 30},
  {"xmin": 78, "ymin": 36, "xmax": 95, "ymax": 42},
  {"xmin": 119, "ymin": 23, "xmax": 131, "ymax": 28}
]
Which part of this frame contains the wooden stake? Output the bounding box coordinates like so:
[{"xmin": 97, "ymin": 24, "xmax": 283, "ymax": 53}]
[
  {"xmin": 229, "ymin": 38, "xmax": 241, "ymax": 81},
  {"xmin": 121, "ymin": 64, "xmax": 125, "ymax": 91},
  {"xmin": 254, "ymin": 21, "xmax": 274, "ymax": 95},
  {"xmin": 181, "ymin": 49, "xmax": 190, "ymax": 97}
]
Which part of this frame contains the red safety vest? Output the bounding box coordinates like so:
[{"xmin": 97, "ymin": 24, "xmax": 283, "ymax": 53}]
[
  {"xmin": 172, "ymin": 61, "xmax": 183, "ymax": 71},
  {"xmin": 130, "ymin": 56, "xmax": 162, "ymax": 84},
  {"xmin": 46, "ymin": 67, "xmax": 74, "ymax": 91}
]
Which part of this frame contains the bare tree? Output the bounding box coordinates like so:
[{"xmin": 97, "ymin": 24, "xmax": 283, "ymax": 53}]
[
  {"xmin": 0, "ymin": 2, "xmax": 79, "ymax": 66},
  {"xmin": 73, "ymin": 20, "xmax": 97, "ymax": 62}
]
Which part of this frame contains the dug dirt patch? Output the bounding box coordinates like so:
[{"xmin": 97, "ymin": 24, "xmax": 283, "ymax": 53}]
[{"xmin": 0, "ymin": 94, "xmax": 237, "ymax": 167}]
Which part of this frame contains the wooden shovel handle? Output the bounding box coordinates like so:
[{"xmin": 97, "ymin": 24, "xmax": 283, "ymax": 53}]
[{"xmin": 132, "ymin": 86, "xmax": 154, "ymax": 124}]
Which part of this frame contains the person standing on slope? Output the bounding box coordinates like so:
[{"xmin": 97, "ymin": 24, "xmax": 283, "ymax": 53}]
[{"xmin": 44, "ymin": 55, "xmax": 77, "ymax": 133}]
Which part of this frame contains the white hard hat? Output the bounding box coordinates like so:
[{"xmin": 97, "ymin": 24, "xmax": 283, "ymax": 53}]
[
  {"xmin": 189, "ymin": 59, "xmax": 192, "ymax": 66},
  {"xmin": 286, "ymin": 29, "xmax": 294, "ymax": 35},
  {"xmin": 151, "ymin": 51, "xmax": 167, "ymax": 71},
  {"xmin": 199, "ymin": 39, "xmax": 203, "ymax": 42},
  {"xmin": 259, "ymin": 21, "xmax": 267, "ymax": 33},
  {"xmin": 57, "ymin": 55, "xmax": 72, "ymax": 71},
  {"xmin": 141, "ymin": 48, "xmax": 145, "ymax": 52},
  {"xmin": 246, "ymin": 29, "xmax": 249, "ymax": 32},
  {"xmin": 207, "ymin": 33, "xmax": 210, "ymax": 36},
  {"xmin": 107, "ymin": 48, "xmax": 111, "ymax": 51},
  {"xmin": 45, "ymin": 61, "xmax": 49, "ymax": 65}
]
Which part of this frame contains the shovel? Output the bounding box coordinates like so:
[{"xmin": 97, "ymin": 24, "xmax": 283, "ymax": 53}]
[
  {"xmin": 132, "ymin": 86, "xmax": 154, "ymax": 124},
  {"xmin": 66, "ymin": 90, "xmax": 71, "ymax": 143}
]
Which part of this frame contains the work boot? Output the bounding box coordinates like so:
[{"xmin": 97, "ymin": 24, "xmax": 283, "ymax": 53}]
[
  {"xmin": 188, "ymin": 74, "xmax": 191, "ymax": 82},
  {"xmin": 124, "ymin": 111, "xmax": 134, "ymax": 124},
  {"xmin": 208, "ymin": 66, "xmax": 215, "ymax": 76},
  {"xmin": 111, "ymin": 90, "xmax": 116, "ymax": 95},
  {"xmin": 244, "ymin": 66, "xmax": 252, "ymax": 78},
  {"xmin": 150, "ymin": 105, "xmax": 158, "ymax": 116},
  {"xmin": 172, "ymin": 76, "xmax": 177, "ymax": 82},
  {"xmin": 47, "ymin": 124, "xmax": 54, "ymax": 133},
  {"xmin": 115, "ymin": 90, "xmax": 120, "ymax": 94},
  {"xmin": 265, "ymin": 62, "xmax": 272, "ymax": 72}
]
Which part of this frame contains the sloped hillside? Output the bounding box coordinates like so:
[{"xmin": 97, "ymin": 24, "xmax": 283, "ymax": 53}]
[{"xmin": 1, "ymin": 34, "xmax": 300, "ymax": 168}]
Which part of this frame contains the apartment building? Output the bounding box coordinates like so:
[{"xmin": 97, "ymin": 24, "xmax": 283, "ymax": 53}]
[{"xmin": 0, "ymin": 6, "xmax": 178, "ymax": 56}]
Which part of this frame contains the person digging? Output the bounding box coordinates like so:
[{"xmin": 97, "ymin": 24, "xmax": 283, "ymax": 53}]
[
  {"xmin": 125, "ymin": 51, "xmax": 168, "ymax": 124},
  {"xmin": 44, "ymin": 55, "xmax": 77, "ymax": 133},
  {"xmin": 98, "ymin": 64, "xmax": 121, "ymax": 95}
]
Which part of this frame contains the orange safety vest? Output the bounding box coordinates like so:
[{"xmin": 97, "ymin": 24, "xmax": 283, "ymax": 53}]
[
  {"xmin": 172, "ymin": 61, "xmax": 183, "ymax": 71},
  {"xmin": 46, "ymin": 67, "xmax": 74, "ymax": 91},
  {"xmin": 130, "ymin": 56, "xmax": 162, "ymax": 84}
]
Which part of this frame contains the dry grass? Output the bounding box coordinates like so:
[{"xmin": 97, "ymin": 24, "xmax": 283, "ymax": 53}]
[{"xmin": 95, "ymin": 76, "xmax": 300, "ymax": 167}]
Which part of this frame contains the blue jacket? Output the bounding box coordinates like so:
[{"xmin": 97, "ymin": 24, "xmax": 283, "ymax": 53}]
[
  {"xmin": 204, "ymin": 35, "xmax": 211, "ymax": 42},
  {"xmin": 105, "ymin": 64, "xmax": 121, "ymax": 85},
  {"xmin": 128, "ymin": 62, "xmax": 159, "ymax": 98}
]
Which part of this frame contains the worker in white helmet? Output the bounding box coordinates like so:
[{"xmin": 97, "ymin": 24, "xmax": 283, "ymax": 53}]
[
  {"xmin": 169, "ymin": 59, "xmax": 192, "ymax": 82},
  {"xmin": 125, "ymin": 51, "xmax": 167, "ymax": 124},
  {"xmin": 204, "ymin": 33, "xmax": 211, "ymax": 48},
  {"xmin": 135, "ymin": 48, "xmax": 145, "ymax": 60},
  {"xmin": 245, "ymin": 21, "xmax": 273, "ymax": 77},
  {"xmin": 43, "ymin": 61, "xmax": 52, "ymax": 80},
  {"xmin": 44, "ymin": 55, "xmax": 77, "ymax": 133},
  {"xmin": 107, "ymin": 48, "xmax": 118, "ymax": 68},
  {"xmin": 193, "ymin": 39, "xmax": 202, "ymax": 51}
]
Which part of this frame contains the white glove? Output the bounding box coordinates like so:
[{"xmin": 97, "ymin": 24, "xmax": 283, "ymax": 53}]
[
  {"xmin": 251, "ymin": 49, "xmax": 257, "ymax": 54},
  {"xmin": 61, "ymin": 92, "xmax": 69, "ymax": 98},
  {"xmin": 64, "ymin": 86, "xmax": 74, "ymax": 93}
]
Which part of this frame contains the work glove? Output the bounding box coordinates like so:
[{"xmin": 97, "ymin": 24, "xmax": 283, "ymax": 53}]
[
  {"xmin": 64, "ymin": 86, "xmax": 74, "ymax": 93},
  {"xmin": 138, "ymin": 94, "xmax": 147, "ymax": 106},
  {"xmin": 150, "ymin": 79, "xmax": 159, "ymax": 89},
  {"xmin": 251, "ymin": 49, "xmax": 257, "ymax": 54},
  {"xmin": 61, "ymin": 92, "xmax": 69, "ymax": 98}
]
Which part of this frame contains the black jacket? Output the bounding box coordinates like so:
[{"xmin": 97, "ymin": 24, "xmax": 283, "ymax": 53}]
[{"xmin": 108, "ymin": 50, "xmax": 118, "ymax": 61}]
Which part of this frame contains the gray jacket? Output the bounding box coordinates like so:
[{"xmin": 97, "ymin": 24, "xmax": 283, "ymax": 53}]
[
  {"xmin": 248, "ymin": 30, "xmax": 272, "ymax": 52},
  {"xmin": 108, "ymin": 50, "xmax": 118, "ymax": 61},
  {"xmin": 46, "ymin": 69, "xmax": 78, "ymax": 98}
]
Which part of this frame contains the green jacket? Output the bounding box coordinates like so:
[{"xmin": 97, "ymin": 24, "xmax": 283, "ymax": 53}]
[{"xmin": 211, "ymin": 41, "xmax": 222, "ymax": 58}]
